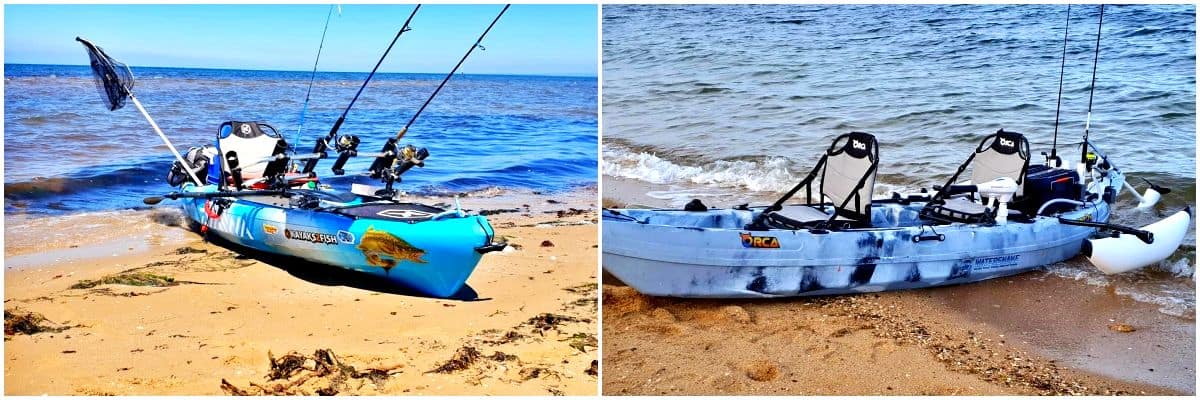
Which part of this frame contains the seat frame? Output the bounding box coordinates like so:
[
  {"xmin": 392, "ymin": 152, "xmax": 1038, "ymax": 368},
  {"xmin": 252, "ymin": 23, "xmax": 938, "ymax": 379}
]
[
  {"xmin": 749, "ymin": 131, "xmax": 880, "ymax": 231},
  {"xmin": 920, "ymin": 129, "xmax": 1031, "ymax": 224}
]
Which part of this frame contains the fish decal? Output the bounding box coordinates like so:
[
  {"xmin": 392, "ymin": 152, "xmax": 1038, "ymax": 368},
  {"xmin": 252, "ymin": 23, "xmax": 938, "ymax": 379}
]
[{"xmin": 357, "ymin": 226, "xmax": 427, "ymax": 273}]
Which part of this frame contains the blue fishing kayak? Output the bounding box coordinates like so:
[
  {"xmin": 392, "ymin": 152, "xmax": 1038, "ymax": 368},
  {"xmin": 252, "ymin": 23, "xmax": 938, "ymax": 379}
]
[{"xmin": 178, "ymin": 183, "xmax": 502, "ymax": 297}]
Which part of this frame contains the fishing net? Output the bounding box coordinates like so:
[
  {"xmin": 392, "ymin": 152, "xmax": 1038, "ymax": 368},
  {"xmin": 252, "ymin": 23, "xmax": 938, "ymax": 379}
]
[{"xmin": 75, "ymin": 37, "xmax": 134, "ymax": 111}]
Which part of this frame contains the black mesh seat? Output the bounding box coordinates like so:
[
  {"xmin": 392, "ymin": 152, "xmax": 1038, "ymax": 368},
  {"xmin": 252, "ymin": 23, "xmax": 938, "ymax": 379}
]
[
  {"xmin": 750, "ymin": 131, "xmax": 880, "ymax": 230},
  {"xmin": 921, "ymin": 129, "xmax": 1030, "ymax": 224}
]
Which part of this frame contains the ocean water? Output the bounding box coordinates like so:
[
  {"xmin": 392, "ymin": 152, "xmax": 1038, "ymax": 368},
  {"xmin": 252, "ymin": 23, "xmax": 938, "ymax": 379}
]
[
  {"xmin": 4, "ymin": 64, "xmax": 597, "ymax": 215},
  {"xmin": 602, "ymin": 4, "xmax": 1195, "ymax": 317}
]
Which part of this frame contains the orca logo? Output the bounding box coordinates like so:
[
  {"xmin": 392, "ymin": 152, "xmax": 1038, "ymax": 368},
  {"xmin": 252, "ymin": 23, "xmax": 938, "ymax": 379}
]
[
  {"xmin": 239, "ymin": 124, "xmax": 251, "ymax": 135},
  {"xmin": 999, "ymin": 138, "xmax": 1014, "ymax": 148},
  {"xmin": 337, "ymin": 230, "xmax": 356, "ymax": 244},
  {"xmin": 740, "ymin": 232, "xmax": 781, "ymax": 249},
  {"xmin": 851, "ymin": 139, "xmax": 866, "ymax": 150},
  {"xmin": 377, "ymin": 209, "xmax": 434, "ymax": 219}
]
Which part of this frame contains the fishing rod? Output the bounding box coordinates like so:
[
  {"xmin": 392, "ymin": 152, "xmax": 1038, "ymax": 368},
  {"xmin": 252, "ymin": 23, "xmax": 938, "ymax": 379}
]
[
  {"xmin": 1047, "ymin": 4, "xmax": 1071, "ymax": 168},
  {"xmin": 332, "ymin": 4, "xmax": 511, "ymax": 197},
  {"xmin": 1080, "ymin": 4, "xmax": 1104, "ymax": 170},
  {"xmin": 1068, "ymin": 5, "xmax": 1175, "ymax": 211},
  {"xmin": 301, "ymin": 4, "xmax": 422, "ymax": 174},
  {"xmin": 293, "ymin": 4, "xmax": 337, "ymax": 152},
  {"xmin": 396, "ymin": 4, "xmax": 511, "ymax": 142}
]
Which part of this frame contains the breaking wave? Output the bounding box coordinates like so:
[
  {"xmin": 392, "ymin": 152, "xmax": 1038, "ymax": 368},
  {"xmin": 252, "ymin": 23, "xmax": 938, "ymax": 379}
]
[{"xmin": 602, "ymin": 143, "xmax": 799, "ymax": 193}]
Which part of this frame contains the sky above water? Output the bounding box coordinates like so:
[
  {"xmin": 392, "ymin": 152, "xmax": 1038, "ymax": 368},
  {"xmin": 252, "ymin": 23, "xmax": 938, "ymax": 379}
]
[{"xmin": 4, "ymin": 4, "xmax": 598, "ymax": 77}]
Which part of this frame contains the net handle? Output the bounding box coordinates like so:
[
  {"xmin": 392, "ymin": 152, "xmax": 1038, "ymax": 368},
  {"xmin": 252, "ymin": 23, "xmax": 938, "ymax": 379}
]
[{"xmin": 76, "ymin": 37, "xmax": 202, "ymax": 185}]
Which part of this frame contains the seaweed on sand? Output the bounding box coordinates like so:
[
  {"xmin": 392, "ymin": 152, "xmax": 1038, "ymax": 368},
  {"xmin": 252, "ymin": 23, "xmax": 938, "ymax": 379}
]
[
  {"xmin": 427, "ymin": 346, "xmax": 482, "ymax": 373},
  {"xmin": 220, "ymin": 349, "xmax": 403, "ymax": 395},
  {"xmin": 525, "ymin": 313, "xmax": 590, "ymax": 335},
  {"xmin": 561, "ymin": 332, "xmax": 597, "ymax": 353},
  {"xmin": 69, "ymin": 272, "xmax": 178, "ymax": 289},
  {"xmin": 4, "ymin": 308, "xmax": 70, "ymax": 336}
]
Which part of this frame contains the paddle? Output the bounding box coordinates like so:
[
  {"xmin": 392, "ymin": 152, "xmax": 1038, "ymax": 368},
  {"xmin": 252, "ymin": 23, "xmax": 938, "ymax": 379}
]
[
  {"xmin": 76, "ymin": 37, "xmax": 202, "ymax": 185},
  {"xmin": 143, "ymin": 189, "xmax": 290, "ymax": 205}
]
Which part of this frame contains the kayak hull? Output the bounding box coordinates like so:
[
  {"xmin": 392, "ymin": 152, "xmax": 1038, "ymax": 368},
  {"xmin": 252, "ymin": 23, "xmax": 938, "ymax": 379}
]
[
  {"xmin": 179, "ymin": 184, "xmax": 493, "ymax": 298},
  {"xmin": 603, "ymin": 173, "xmax": 1122, "ymax": 298}
]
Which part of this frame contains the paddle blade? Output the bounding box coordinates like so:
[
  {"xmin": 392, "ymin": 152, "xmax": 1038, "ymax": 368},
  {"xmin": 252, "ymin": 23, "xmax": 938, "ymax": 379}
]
[
  {"xmin": 142, "ymin": 196, "xmax": 165, "ymax": 205},
  {"xmin": 75, "ymin": 37, "xmax": 134, "ymax": 111}
]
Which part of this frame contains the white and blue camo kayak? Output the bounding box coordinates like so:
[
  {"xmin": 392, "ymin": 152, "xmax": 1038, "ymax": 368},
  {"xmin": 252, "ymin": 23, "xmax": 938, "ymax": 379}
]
[{"xmin": 603, "ymin": 131, "xmax": 1190, "ymax": 298}]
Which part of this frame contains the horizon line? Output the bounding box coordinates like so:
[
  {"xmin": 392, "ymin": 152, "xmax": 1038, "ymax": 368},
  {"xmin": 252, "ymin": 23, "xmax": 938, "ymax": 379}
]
[{"xmin": 4, "ymin": 62, "xmax": 599, "ymax": 79}]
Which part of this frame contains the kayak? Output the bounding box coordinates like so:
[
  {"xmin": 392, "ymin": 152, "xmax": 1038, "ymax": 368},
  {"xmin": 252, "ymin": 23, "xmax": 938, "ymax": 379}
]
[
  {"xmin": 602, "ymin": 131, "xmax": 1190, "ymax": 298},
  {"xmin": 75, "ymin": 17, "xmax": 515, "ymax": 299},
  {"xmin": 600, "ymin": 7, "xmax": 1190, "ymax": 299},
  {"xmin": 603, "ymin": 191, "xmax": 1111, "ymax": 298},
  {"xmin": 178, "ymin": 182, "xmax": 503, "ymax": 298}
]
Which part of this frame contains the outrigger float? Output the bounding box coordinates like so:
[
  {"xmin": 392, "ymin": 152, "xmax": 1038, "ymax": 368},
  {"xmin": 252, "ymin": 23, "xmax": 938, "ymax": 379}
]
[
  {"xmin": 77, "ymin": 4, "xmax": 512, "ymax": 298},
  {"xmin": 602, "ymin": 5, "xmax": 1192, "ymax": 298}
]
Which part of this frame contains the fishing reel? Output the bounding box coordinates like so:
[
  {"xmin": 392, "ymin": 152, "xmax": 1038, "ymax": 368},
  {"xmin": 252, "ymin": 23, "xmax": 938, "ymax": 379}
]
[
  {"xmin": 398, "ymin": 144, "xmax": 429, "ymax": 168},
  {"xmin": 372, "ymin": 144, "xmax": 429, "ymax": 198},
  {"xmin": 386, "ymin": 144, "xmax": 429, "ymax": 181},
  {"xmin": 329, "ymin": 134, "xmax": 361, "ymax": 176}
]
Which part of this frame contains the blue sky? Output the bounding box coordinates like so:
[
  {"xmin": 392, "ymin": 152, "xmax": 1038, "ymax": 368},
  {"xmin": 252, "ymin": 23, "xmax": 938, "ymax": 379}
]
[{"xmin": 4, "ymin": 4, "xmax": 598, "ymax": 77}]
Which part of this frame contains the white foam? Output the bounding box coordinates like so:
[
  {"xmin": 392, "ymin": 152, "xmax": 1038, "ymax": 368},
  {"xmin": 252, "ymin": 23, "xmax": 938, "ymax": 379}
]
[
  {"xmin": 1046, "ymin": 260, "xmax": 1196, "ymax": 319},
  {"xmin": 602, "ymin": 144, "xmax": 800, "ymax": 193},
  {"xmin": 604, "ymin": 144, "xmax": 920, "ymax": 197},
  {"xmin": 1157, "ymin": 256, "xmax": 1195, "ymax": 278}
]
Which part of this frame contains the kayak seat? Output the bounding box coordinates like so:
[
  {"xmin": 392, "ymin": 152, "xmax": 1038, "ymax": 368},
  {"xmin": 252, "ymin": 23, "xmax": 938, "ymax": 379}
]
[
  {"xmin": 754, "ymin": 131, "xmax": 879, "ymax": 230},
  {"xmin": 925, "ymin": 197, "xmax": 993, "ymax": 223},
  {"xmin": 776, "ymin": 204, "xmax": 833, "ymax": 222},
  {"xmin": 217, "ymin": 121, "xmax": 289, "ymax": 189},
  {"xmin": 768, "ymin": 204, "xmax": 863, "ymax": 230},
  {"xmin": 922, "ymin": 129, "xmax": 1030, "ymax": 224}
]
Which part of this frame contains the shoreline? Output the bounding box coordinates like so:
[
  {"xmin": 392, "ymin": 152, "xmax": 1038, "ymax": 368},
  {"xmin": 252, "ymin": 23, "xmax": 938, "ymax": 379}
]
[{"xmin": 4, "ymin": 188, "xmax": 599, "ymax": 395}]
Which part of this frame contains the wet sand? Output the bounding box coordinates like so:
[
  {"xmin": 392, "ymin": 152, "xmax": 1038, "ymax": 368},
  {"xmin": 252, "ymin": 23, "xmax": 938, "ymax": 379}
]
[
  {"xmin": 600, "ymin": 191, "xmax": 1194, "ymax": 396},
  {"xmin": 4, "ymin": 190, "xmax": 598, "ymax": 395}
]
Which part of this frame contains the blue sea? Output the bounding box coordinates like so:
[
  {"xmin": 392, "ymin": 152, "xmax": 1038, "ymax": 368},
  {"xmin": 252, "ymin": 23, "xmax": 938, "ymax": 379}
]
[
  {"xmin": 4, "ymin": 64, "xmax": 597, "ymax": 215},
  {"xmin": 602, "ymin": 5, "xmax": 1195, "ymax": 318}
]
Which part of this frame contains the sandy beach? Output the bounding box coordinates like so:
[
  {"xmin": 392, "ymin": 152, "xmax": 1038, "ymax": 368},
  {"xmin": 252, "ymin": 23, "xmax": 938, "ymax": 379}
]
[
  {"xmin": 601, "ymin": 192, "xmax": 1194, "ymax": 396},
  {"xmin": 603, "ymin": 278, "xmax": 1193, "ymax": 396},
  {"xmin": 4, "ymin": 189, "xmax": 598, "ymax": 396}
]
